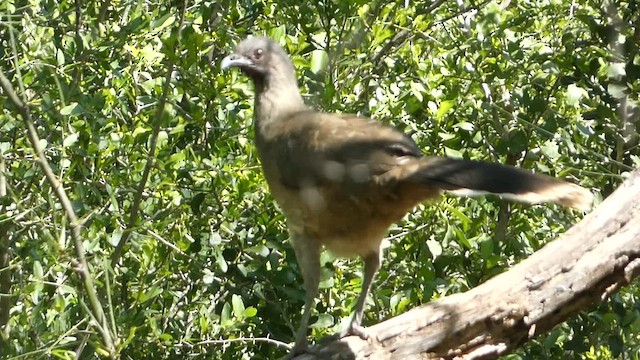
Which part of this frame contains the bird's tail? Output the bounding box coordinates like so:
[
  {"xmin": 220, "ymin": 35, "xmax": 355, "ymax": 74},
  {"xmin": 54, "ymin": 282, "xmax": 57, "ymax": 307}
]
[{"xmin": 405, "ymin": 157, "xmax": 593, "ymax": 210}]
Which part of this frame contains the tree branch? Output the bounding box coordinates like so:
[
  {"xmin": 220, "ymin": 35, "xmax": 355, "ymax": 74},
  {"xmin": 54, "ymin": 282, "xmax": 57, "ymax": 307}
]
[
  {"xmin": 111, "ymin": 1, "xmax": 188, "ymax": 265},
  {"xmin": 0, "ymin": 70, "xmax": 117, "ymax": 357},
  {"xmin": 0, "ymin": 151, "xmax": 10, "ymax": 340},
  {"xmin": 295, "ymin": 168, "xmax": 640, "ymax": 359}
]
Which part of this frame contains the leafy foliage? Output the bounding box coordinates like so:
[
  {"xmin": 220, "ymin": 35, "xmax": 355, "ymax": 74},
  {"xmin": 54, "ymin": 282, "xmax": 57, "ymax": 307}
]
[{"xmin": 0, "ymin": 0, "xmax": 638, "ymax": 359}]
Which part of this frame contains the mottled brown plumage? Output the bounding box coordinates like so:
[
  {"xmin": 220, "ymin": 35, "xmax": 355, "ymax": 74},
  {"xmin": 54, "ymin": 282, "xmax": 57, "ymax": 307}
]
[{"xmin": 221, "ymin": 36, "xmax": 593, "ymax": 355}]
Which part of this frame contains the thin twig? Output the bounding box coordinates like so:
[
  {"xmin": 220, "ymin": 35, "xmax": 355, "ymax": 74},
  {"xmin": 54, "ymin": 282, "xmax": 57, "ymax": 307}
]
[
  {"xmin": 0, "ymin": 69, "xmax": 116, "ymax": 356},
  {"xmin": 0, "ymin": 148, "xmax": 10, "ymax": 337},
  {"xmin": 147, "ymin": 229, "xmax": 188, "ymax": 256},
  {"xmin": 183, "ymin": 337, "xmax": 292, "ymax": 350},
  {"xmin": 111, "ymin": 1, "xmax": 189, "ymax": 264}
]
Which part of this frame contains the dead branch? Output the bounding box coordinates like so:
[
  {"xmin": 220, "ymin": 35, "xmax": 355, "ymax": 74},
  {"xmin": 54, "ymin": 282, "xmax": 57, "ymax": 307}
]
[{"xmin": 296, "ymin": 168, "xmax": 640, "ymax": 359}]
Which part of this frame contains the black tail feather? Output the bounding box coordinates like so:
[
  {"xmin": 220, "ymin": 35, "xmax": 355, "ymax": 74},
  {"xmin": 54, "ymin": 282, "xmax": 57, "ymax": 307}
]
[{"xmin": 411, "ymin": 157, "xmax": 593, "ymax": 209}]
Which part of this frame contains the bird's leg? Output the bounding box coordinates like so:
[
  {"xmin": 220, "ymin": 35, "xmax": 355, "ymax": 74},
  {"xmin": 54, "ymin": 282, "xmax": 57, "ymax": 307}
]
[
  {"xmin": 290, "ymin": 234, "xmax": 321, "ymax": 355},
  {"xmin": 339, "ymin": 250, "xmax": 381, "ymax": 340}
]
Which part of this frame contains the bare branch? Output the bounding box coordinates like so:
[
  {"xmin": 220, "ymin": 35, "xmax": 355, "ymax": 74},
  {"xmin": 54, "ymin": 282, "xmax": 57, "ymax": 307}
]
[
  {"xmin": 295, "ymin": 168, "xmax": 640, "ymax": 359},
  {"xmin": 184, "ymin": 337, "xmax": 292, "ymax": 350}
]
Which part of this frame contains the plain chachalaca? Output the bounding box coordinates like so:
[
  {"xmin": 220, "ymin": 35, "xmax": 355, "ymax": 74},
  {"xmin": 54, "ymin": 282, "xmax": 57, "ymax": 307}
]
[{"xmin": 221, "ymin": 36, "xmax": 593, "ymax": 354}]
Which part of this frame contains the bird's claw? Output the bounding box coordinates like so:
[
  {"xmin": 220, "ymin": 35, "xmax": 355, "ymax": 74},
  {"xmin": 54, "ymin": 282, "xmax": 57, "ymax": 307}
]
[
  {"xmin": 285, "ymin": 341, "xmax": 318, "ymax": 359},
  {"xmin": 339, "ymin": 323, "xmax": 371, "ymax": 341}
]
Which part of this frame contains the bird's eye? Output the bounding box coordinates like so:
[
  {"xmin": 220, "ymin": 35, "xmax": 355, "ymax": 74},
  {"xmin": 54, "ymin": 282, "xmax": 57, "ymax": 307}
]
[{"xmin": 253, "ymin": 48, "xmax": 263, "ymax": 59}]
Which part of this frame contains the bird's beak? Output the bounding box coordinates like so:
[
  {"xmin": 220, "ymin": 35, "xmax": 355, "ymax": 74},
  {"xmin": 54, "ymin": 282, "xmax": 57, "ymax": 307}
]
[{"xmin": 220, "ymin": 54, "xmax": 253, "ymax": 70}]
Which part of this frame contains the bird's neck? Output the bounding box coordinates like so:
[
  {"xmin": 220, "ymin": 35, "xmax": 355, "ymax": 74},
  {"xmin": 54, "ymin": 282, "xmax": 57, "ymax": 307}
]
[{"xmin": 253, "ymin": 72, "xmax": 306, "ymax": 132}]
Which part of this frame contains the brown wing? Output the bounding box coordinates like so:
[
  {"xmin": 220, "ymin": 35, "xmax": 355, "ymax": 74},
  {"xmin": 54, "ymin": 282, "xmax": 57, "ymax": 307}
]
[
  {"xmin": 256, "ymin": 110, "xmax": 441, "ymax": 256},
  {"xmin": 258, "ymin": 110, "xmax": 424, "ymax": 192}
]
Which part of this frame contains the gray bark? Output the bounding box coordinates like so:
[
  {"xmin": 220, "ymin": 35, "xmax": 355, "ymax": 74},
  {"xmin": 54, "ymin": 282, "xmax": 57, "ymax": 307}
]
[{"xmin": 296, "ymin": 168, "xmax": 640, "ymax": 359}]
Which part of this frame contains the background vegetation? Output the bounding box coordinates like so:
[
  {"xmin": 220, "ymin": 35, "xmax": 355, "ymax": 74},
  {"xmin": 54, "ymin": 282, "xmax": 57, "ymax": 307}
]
[{"xmin": 1, "ymin": 0, "xmax": 639, "ymax": 358}]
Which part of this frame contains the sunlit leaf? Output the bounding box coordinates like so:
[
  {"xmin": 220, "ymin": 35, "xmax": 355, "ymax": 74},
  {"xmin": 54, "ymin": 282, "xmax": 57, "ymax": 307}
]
[
  {"xmin": 436, "ymin": 100, "xmax": 455, "ymax": 120},
  {"xmin": 310, "ymin": 313, "xmax": 334, "ymax": 329},
  {"xmin": 232, "ymin": 294, "xmax": 245, "ymax": 318},
  {"xmin": 566, "ymin": 84, "xmax": 586, "ymax": 107},
  {"xmin": 426, "ymin": 239, "xmax": 443, "ymax": 259},
  {"xmin": 63, "ymin": 133, "xmax": 79, "ymax": 147},
  {"xmin": 60, "ymin": 103, "xmax": 83, "ymax": 116},
  {"xmin": 310, "ymin": 50, "xmax": 328, "ymax": 74}
]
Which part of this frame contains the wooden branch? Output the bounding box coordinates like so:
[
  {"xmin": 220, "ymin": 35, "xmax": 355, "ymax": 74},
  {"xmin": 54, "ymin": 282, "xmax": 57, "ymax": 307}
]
[{"xmin": 296, "ymin": 168, "xmax": 640, "ymax": 359}]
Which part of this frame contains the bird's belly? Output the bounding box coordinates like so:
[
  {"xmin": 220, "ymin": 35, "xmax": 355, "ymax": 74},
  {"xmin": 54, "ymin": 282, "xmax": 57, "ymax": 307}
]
[{"xmin": 272, "ymin": 182, "xmax": 439, "ymax": 257}]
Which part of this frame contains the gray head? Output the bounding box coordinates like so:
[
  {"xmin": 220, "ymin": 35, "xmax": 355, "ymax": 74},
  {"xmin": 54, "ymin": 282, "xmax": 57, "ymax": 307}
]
[{"xmin": 220, "ymin": 36, "xmax": 295, "ymax": 82}]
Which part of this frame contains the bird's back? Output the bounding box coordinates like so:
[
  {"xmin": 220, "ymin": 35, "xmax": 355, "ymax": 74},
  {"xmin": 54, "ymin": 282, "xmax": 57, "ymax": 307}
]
[{"xmin": 255, "ymin": 110, "xmax": 440, "ymax": 256}]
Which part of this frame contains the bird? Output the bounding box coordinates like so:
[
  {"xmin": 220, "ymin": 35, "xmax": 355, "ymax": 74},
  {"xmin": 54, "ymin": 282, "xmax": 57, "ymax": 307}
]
[{"xmin": 220, "ymin": 36, "xmax": 593, "ymax": 355}]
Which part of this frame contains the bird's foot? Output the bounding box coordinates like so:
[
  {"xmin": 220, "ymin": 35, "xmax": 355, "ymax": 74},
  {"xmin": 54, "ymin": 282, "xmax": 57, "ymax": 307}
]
[
  {"xmin": 284, "ymin": 340, "xmax": 318, "ymax": 359},
  {"xmin": 338, "ymin": 323, "xmax": 371, "ymax": 341}
]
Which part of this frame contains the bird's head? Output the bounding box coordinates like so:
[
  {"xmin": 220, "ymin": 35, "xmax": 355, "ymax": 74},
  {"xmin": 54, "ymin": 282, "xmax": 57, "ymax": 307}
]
[
  {"xmin": 220, "ymin": 36, "xmax": 305, "ymax": 114},
  {"xmin": 221, "ymin": 36, "xmax": 292, "ymax": 81}
]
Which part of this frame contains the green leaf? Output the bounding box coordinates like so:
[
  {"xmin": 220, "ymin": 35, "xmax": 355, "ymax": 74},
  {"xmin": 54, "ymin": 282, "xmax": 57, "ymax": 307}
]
[
  {"xmin": 447, "ymin": 206, "xmax": 471, "ymax": 226},
  {"xmin": 51, "ymin": 349, "xmax": 74, "ymax": 358},
  {"xmin": 357, "ymin": 4, "xmax": 370, "ymax": 18},
  {"xmin": 576, "ymin": 122, "xmax": 595, "ymax": 136},
  {"xmin": 199, "ymin": 314, "xmax": 209, "ymax": 333},
  {"xmin": 436, "ymin": 100, "xmax": 455, "ymax": 120},
  {"xmin": 150, "ymin": 13, "xmax": 175, "ymax": 32},
  {"xmin": 540, "ymin": 140, "xmax": 560, "ymax": 159},
  {"xmin": 202, "ymin": 269, "xmax": 215, "ymax": 285},
  {"xmin": 444, "ymin": 147, "xmax": 463, "ymax": 158},
  {"xmin": 479, "ymin": 235, "xmax": 494, "ymax": 259},
  {"xmin": 410, "ymin": 82, "xmax": 426, "ymax": 102},
  {"xmin": 109, "ymin": 229, "xmax": 123, "ymax": 247},
  {"xmin": 566, "ymin": 84, "xmax": 586, "ymax": 107},
  {"xmin": 426, "ymin": 239, "xmax": 442, "ymax": 259},
  {"xmin": 390, "ymin": 293, "xmax": 401, "ymax": 311},
  {"xmin": 269, "ymin": 25, "xmax": 286, "ymax": 42},
  {"xmin": 138, "ymin": 286, "xmax": 162, "ymax": 303},
  {"xmin": 122, "ymin": 326, "xmax": 138, "ymax": 350},
  {"xmin": 215, "ymin": 248, "xmax": 228, "ymax": 273},
  {"xmin": 58, "ymin": 284, "xmax": 76, "ymax": 295},
  {"xmin": 231, "ymin": 294, "xmax": 245, "ymax": 318},
  {"xmin": 454, "ymin": 227, "xmax": 472, "ymax": 249},
  {"xmin": 244, "ymin": 307, "xmax": 257, "ymax": 318},
  {"xmin": 156, "ymin": 130, "xmax": 168, "ymax": 148},
  {"xmin": 63, "ymin": 133, "xmax": 79, "ymax": 147},
  {"xmin": 0, "ymin": 142, "xmax": 9, "ymax": 154},
  {"xmin": 607, "ymin": 62, "xmax": 626, "ymax": 80},
  {"xmin": 455, "ymin": 121, "xmax": 474, "ymax": 132},
  {"xmin": 221, "ymin": 302, "xmax": 232, "ymax": 325},
  {"xmin": 33, "ymin": 261, "xmax": 43, "ymax": 279},
  {"xmin": 310, "ymin": 50, "xmax": 328, "ymax": 74},
  {"xmin": 56, "ymin": 48, "xmax": 65, "ymax": 66},
  {"xmin": 318, "ymin": 270, "xmax": 335, "ymax": 289},
  {"xmin": 310, "ymin": 313, "xmax": 334, "ymax": 329},
  {"xmin": 190, "ymin": 193, "xmax": 206, "ymax": 214},
  {"xmin": 60, "ymin": 102, "xmax": 83, "ymax": 116},
  {"xmin": 245, "ymin": 244, "xmax": 269, "ymax": 257},
  {"xmin": 210, "ymin": 232, "xmax": 222, "ymax": 246},
  {"xmin": 608, "ymin": 84, "xmax": 627, "ymax": 99}
]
